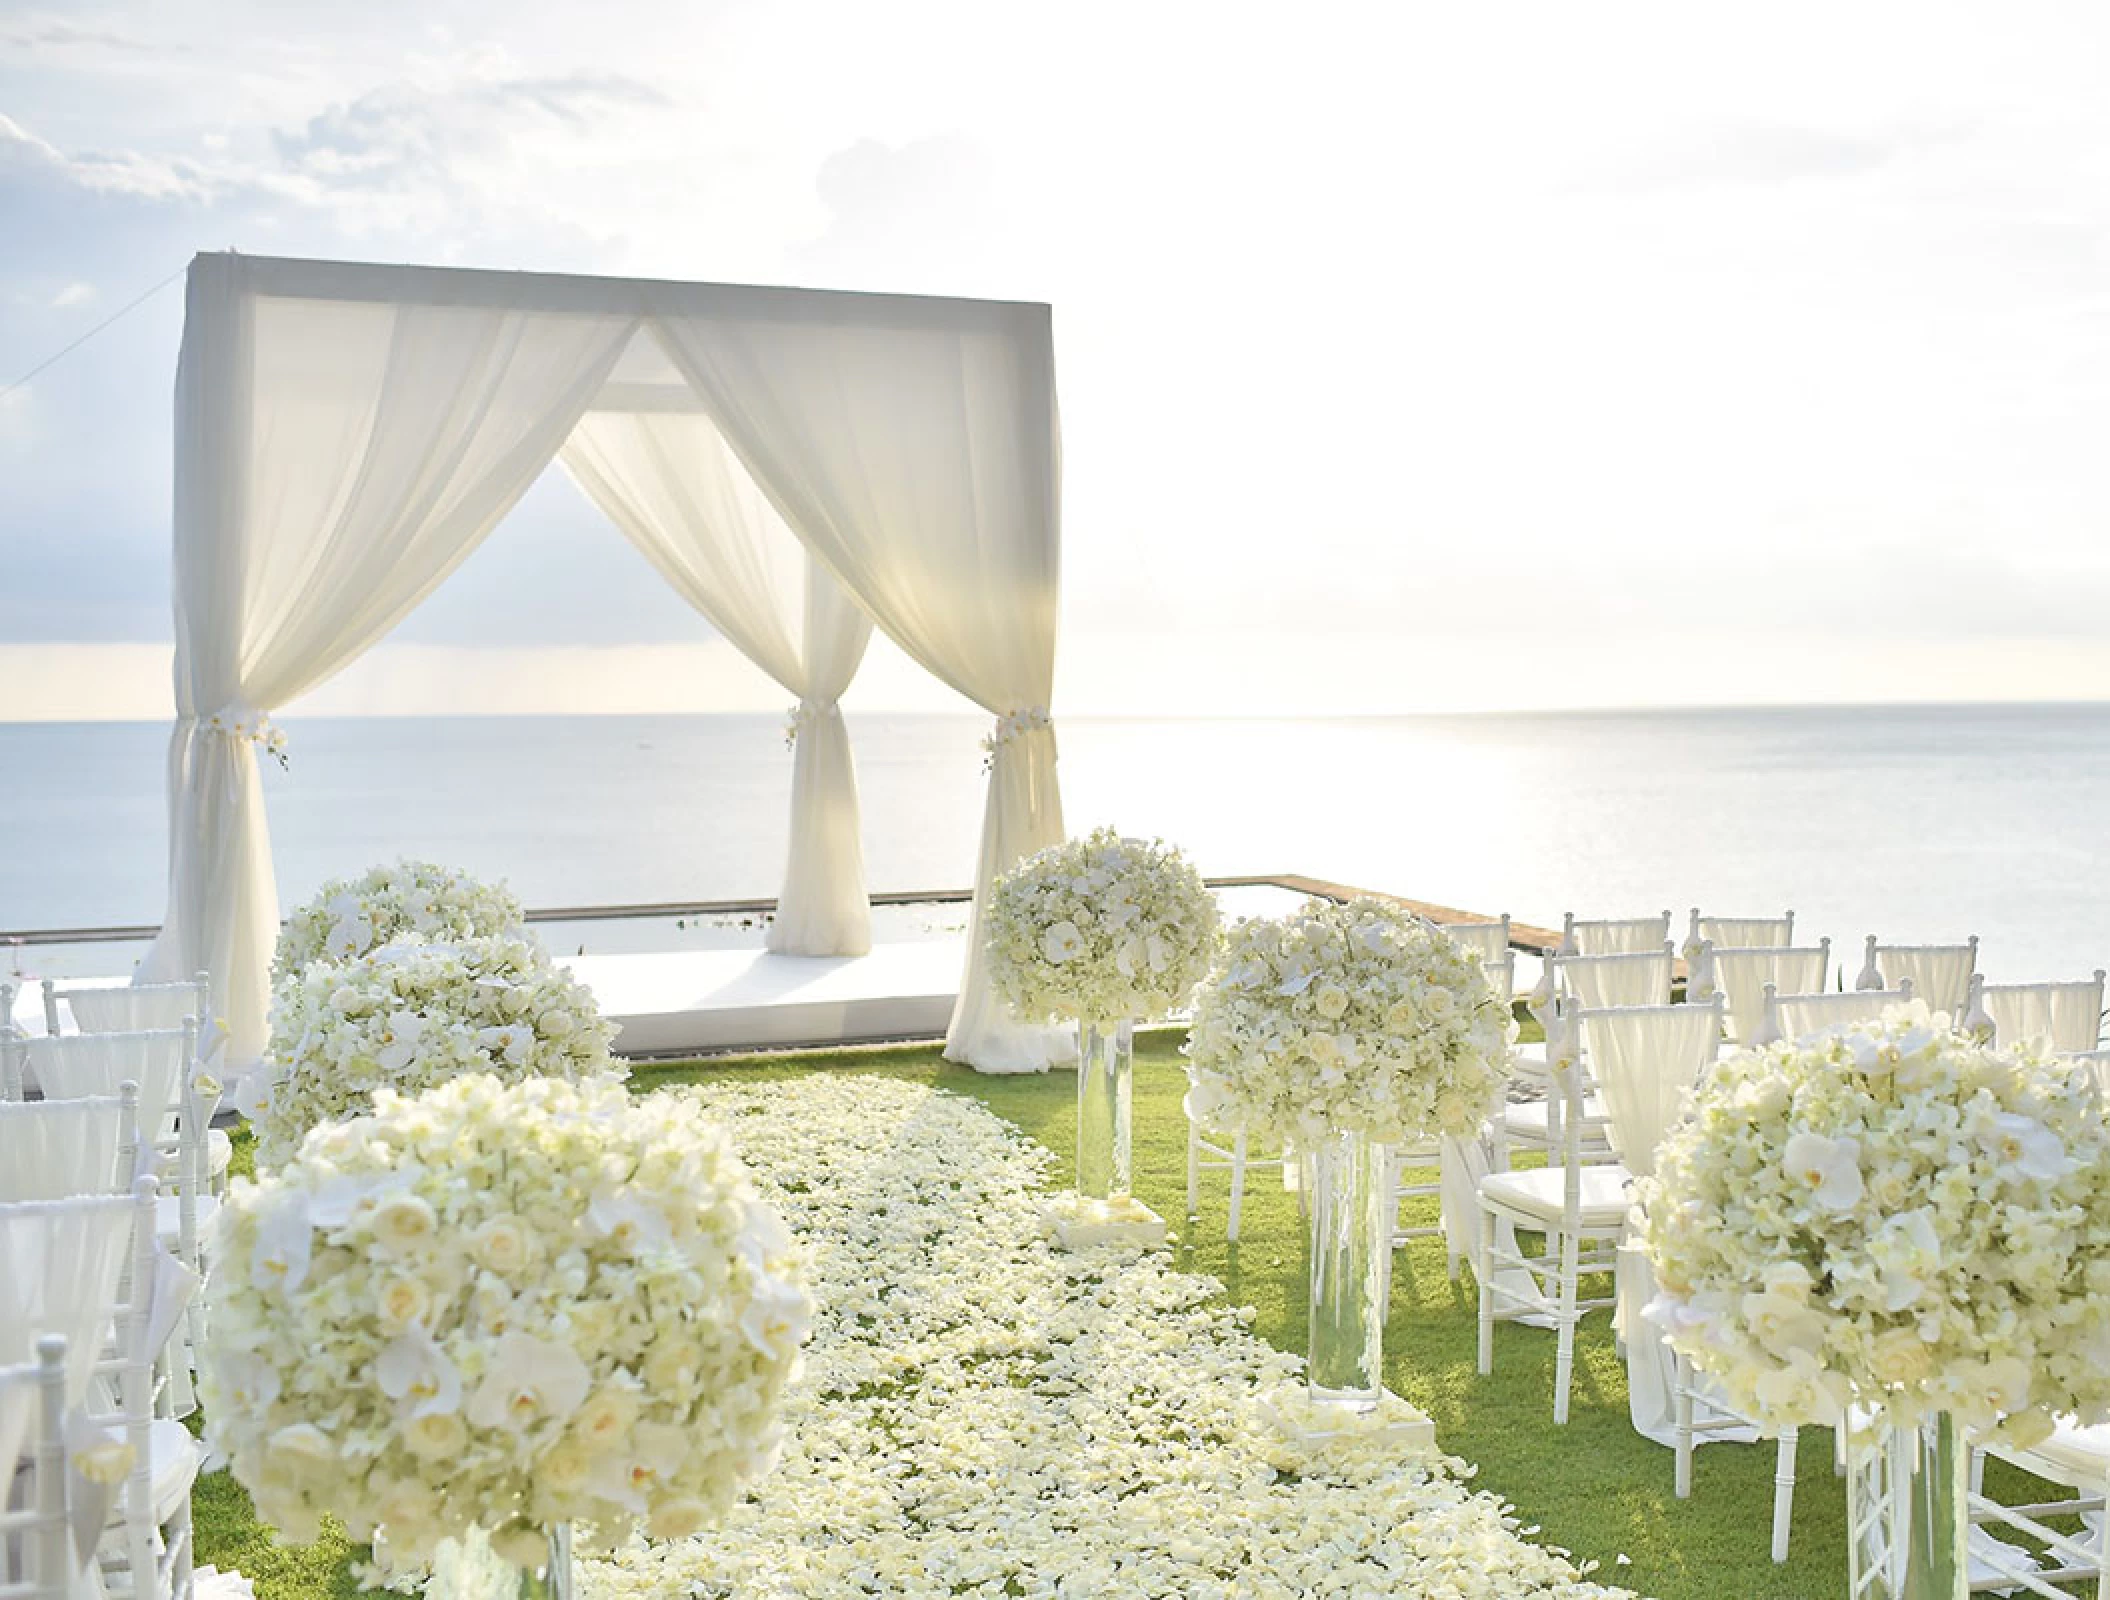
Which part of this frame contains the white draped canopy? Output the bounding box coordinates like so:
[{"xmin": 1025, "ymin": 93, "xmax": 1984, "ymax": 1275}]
[{"xmin": 142, "ymin": 253, "xmax": 1069, "ymax": 1075}]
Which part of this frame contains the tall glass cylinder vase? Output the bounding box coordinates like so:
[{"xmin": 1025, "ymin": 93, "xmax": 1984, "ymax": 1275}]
[
  {"xmin": 517, "ymin": 1524, "xmax": 572, "ymax": 1600},
  {"xmin": 1846, "ymin": 1413, "xmax": 1967, "ymax": 1600},
  {"xmin": 1304, "ymin": 1128, "xmax": 1391, "ymax": 1412},
  {"xmin": 1075, "ymin": 1019, "xmax": 1135, "ymax": 1207}
]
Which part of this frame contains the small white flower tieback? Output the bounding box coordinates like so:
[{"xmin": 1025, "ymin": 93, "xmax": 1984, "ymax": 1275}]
[
  {"xmin": 782, "ymin": 699, "xmax": 839, "ymax": 751},
  {"xmin": 205, "ymin": 701, "xmax": 290, "ymax": 770},
  {"xmin": 981, "ymin": 706, "xmax": 1052, "ymax": 772}
]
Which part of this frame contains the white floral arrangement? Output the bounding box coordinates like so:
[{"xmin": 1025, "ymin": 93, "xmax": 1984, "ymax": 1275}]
[
  {"xmin": 274, "ymin": 859, "xmax": 527, "ymax": 978},
  {"xmin": 1638, "ymin": 1001, "xmax": 2110, "ymax": 1443},
  {"xmin": 984, "ymin": 828, "xmax": 1221, "ymax": 1024},
  {"xmin": 202, "ymin": 1073, "xmax": 809, "ymax": 1576},
  {"xmin": 1183, "ymin": 897, "xmax": 1515, "ymax": 1147},
  {"xmin": 251, "ymin": 936, "xmax": 620, "ymax": 1169}
]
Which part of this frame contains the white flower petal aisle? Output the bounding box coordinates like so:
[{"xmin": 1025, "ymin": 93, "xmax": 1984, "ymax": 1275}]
[{"xmin": 585, "ymin": 1079, "xmax": 1634, "ymax": 1600}]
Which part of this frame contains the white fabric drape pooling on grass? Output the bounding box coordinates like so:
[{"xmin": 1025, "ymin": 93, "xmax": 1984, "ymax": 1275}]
[
  {"xmin": 561, "ymin": 402, "xmax": 875, "ymax": 955},
  {"xmin": 651, "ymin": 304, "xmax": 1068, "ymax": 1071},
  {"xmin": 141, "ymin": 257, "xmax": 639, "ymax": 1064}
]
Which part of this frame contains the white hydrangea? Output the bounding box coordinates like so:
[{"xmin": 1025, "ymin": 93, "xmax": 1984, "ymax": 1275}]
[
  {"xmin": 1184, "ymin": 897, "xmax": 1515, "ymax": 1148},
  {"xmin": 252, "ymin": 936, "xmax": 620, "ymax": 1169},
  {"xmin": 984, "ymin": 828, "xmax": 1221, "ymax": 1024},
  {"xmin": 275, "ymin": 859, "xmax": 527, "ymax": 979},
  {"xmin": 1638, "ymin": 1001, "xmax": 2110, "ymax": 1444},
  {"xmin": 203, "ymin": 1073, "xmax": 809, "ymax": 1577}
]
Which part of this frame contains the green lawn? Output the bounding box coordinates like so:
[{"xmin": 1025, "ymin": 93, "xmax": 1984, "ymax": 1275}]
[{"xmin": 193, "ymin": 1031, "xmax": 2075, "ymax": 1600}]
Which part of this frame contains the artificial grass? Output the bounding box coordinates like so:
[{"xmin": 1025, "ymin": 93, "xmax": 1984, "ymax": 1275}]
[{"xmin": 191, "ymin": 1033, "xmax": 2079, "ymax": 1600}]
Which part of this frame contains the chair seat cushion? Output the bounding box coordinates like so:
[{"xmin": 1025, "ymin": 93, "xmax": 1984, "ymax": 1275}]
[
  {"xmin": 1479, "ymin": 1163, "xmax": 1634, "ymax": 1225},
  {"xmin": 1499, "ymin": 1097, "xmax": 1607, "ymax": 1136},
  {"xmin": 1993, "ymin": 1419, "xmax": 2110, "ymax": 1491}
]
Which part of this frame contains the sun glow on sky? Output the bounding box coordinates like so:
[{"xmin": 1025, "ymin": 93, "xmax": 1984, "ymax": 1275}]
[{"xmin": 4, "ymin": 2, "xmax": 2110, "ymax": 719}]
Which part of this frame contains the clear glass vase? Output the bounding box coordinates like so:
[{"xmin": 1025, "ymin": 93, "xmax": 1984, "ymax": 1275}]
[
  {"xmin": 1304, "ymin": 1129, "xmax": 1391, "ymax": 1412},
  {"xmin": 422, "ymin": 1524, "xmax": 570, "ymax": 1600},
  {"xmin": 1846, "ymin": 1413, "xmax": 1967, "ymax": 1600},
  {"xmin": 1075, "ymin": 1018, "xmax": 1135, "ymax": 1206},
  {"xmin": 518, "ymin": 1525, "xmax": 572, "ymax": 1600}
]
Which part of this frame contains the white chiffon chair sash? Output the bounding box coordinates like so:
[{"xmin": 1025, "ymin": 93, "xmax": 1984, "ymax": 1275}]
[
  {"xmin": 1777, "ymin": 986, "xmax": 1911, "ymax": 1042},
  {"xmin": 0, "ymin": 1097, "xmax": 135, "ymax": 1202},
  {"xmin": 1695, "ymin": 915, "xmax": 1792, "ymax": 951},
  {"xmin": 1559, "ymin": 948, "xmax": 1675, "ymax": 1010},
  {"xmin": 1618, "ymin": 1244, "xmax": 1760, "ymax": 1448},
  {"xmin": 1582, "ymin": 1003, "xmax": 1720, "ymax": 1179},
  {"xmin": 1876, "ymin": 947, "xmax": 1976, "ymax": 1018},
  {"xmin": 57, "ymin": 984, "xmax": 198, "ymax": 1036},
  {"xmin": 1983, "ymin": 981, "xmax": 2104, "ymax": 1054},
  {"xmin": 0, "ymin": 1194, "xmax": 136, "ymax": 1408},
  {"xmin": 1712, "ymin": 945, "xmax": 1829, "ymax": 1043},
  {"xmin": 1565, "ymin": 915, "xmax": 1671, "ymax": 957},
  {"xmin": 23, "ymin": 1032, "xmax": 187, "ymax": 1137}
]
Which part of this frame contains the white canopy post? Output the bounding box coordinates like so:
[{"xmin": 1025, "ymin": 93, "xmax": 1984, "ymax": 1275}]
[
  {"xmin": 142, "ymin": 254, "xmax": 640, "ymax": 1064},
  {"xmin": 560, "ymin": 403, "xmax": 875, "ymax": 955},
  {"xmin": 651, "ymin": 298, "xmax": 1068, "ymax": 1072}
]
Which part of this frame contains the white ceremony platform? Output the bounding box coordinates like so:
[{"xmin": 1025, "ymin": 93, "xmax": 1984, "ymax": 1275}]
[{"xmin": 560, "ymin": 938, "xmax": 965, "ymax": 1058}]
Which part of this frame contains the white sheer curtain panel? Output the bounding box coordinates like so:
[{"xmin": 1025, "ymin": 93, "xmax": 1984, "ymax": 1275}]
[
  {"xmin": 142, "ymin": 256, "xmax": 640, "ymax": 1063},
  {"xmin": 561, "ymin": 405, "xmax": 875, "ymax": 954},
  {"xmin": 652, "ymin": 301, "xmax": 1066, "ymax": 1071}
]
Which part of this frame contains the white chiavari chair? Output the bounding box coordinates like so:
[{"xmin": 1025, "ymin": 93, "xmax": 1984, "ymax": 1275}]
[
  {"xmin": 12, "ymin": 1029, "xmax": 216, "ymax": 1418},
  {"xmin": 1700, "ymin": 940, "xmax": 1832, "ymax": 1044},
  {"xmin": 1854, "ymin": 935, "xmax": 1978, "ymax": 1018},
  {"xmin": 1962, "ymin": 971, "xmax": 2105, "ymax": 1055},
  {"xmin": 43, "ymin": 977, "xmax": 227, "ymax": 1195},
  {"xmin": 1500, "ymin": 946, "xmax": 1677, "ymax": 1171},
  {"xmin": 0, "ymin": 1336, "xmax": 72, "ymax": 1600},
  {"xmin": 1479, "ymin": 997, "xmax": 1720, "ymax": 1424}
]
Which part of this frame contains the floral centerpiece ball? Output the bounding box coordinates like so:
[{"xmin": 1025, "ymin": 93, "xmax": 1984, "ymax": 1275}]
[
  {"xmin": 1638, "ymin": 1001, "xmax": 2110, "ymax": 1443},
  {"xmin": 203, "ymin": 1073, "xmax": 810, "ymax": 1576},
  {"xmin": 252, "ymin": 936, "xmax": 620, "ymax": 1168},
  {"xmin": 984, "ymin": 828, "xmax": 1221, "ymax": 1025},
  {"xmin": 275, "ymin": 859, "xmax": 527, "ymax": 979},
  {"xmin": 1184, "ymin": 897, "xmax": 1516, "ymax": 1149}
]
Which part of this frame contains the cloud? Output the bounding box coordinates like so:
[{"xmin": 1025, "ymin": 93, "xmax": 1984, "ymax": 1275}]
[
  {"xmin": 0, "ymin": 17, "xmax": 168, "ymax": 56},
  {"xmin": 48, "ymin": 281, "xmax": 95, "ymax": 308},
  {"xmin": 0, "ymin": 109, "xmax": 212, "ymax": 200}
]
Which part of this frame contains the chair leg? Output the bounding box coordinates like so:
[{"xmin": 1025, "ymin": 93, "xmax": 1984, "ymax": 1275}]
[
  {"xmin": 1185, "ymin": 1119, "xmax": 1200, "ymax": 1220},
  {"xmin": 1227, "ymin": 1132, "xmax": 1248, "ymax": 1244},
  {"xmin": 1553, "ymin": 1226, "xmax": 1581, "ymax": 1425},
  {"xmin": 1770, "ymin": 1426, "xmax": 1798, "ymax": 1564},
  {"xmin": 1477, "ymin": 1207, "xmax": 1496, "ymax": 1376},
  {"xmin": 1674, "ymin": 1352, "xmax": 1694, "ymax": 1499}
]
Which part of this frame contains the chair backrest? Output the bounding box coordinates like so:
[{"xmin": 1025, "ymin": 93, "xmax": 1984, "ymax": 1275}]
[
  {"xmin": 1554, "ymin": 944, "xmax": 1676, "ymax": 1010},
  {"xmin": 1855, "ymin": 935, "xmax": 1978, "ymax": 1018},
  {"xmin": 0, "ymin": 1090, "xmax": 140, "ymax": 1203},
  {"xmin": 44, "ymin": 973, "xmax": 210, "ymax": 1040},
  {"xmin": 0, "ymin": 1181, "xmax": 152, "ymax": 1410},
  {"xmin": 1758, "ymin": 980, "xmax": 1916, "ymax": 1047},
  {"xmin": 1704, "ymin": 940, "xmax": 1831, "ymax": 1043},
  {"xmin": 1684, "ymin": 908, "xmax": 1795, "ymax": 961},
  {"xmin": 0, "ymin": 1336, "xmax": 71, "ymax": 1600},
  {"xmin": 1577, "ymin": 998, "xmax": 1723, "ymax": 1178},
  {"xmin": 1480, "ymin": 954, "xmax": 1515, "ymax": 1006},
  {"xmin": 15, "ymin": 1025, "xmax": 194, "ymax": 1137},
  {"xmin": 1438, "ymin": 915, "xmax": 1510, "ymax": 968},
  {"xmin": 1562, "ymin": 911, "xmax": 1673, "ymax": 957},
  {"xmin": 1964, "ymin": 971, "xmax": 2105, "ymax": 1055}
]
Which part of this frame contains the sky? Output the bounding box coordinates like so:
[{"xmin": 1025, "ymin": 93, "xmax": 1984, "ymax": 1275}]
[{"xmin": 3, "ymin": 1, "xmax": 2109, "ymax": 719}]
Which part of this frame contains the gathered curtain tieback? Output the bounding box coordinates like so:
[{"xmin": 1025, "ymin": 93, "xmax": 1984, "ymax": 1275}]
[
  {"xmin": 199, "ymin": 699, "xmax": 290, "ymax": 769},
  {"xmin": 782, "ymin": 697, "xmax": 841, "ymax": 750},
  {"xmin": 981, "ymin": 706, "xmax": 1052, "ymax": 772}
]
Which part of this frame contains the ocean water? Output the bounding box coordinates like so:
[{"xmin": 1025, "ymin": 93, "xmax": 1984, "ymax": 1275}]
[{"xmin": 1, "ymin": 704, "xmax": 2105, "ymax": 989}]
